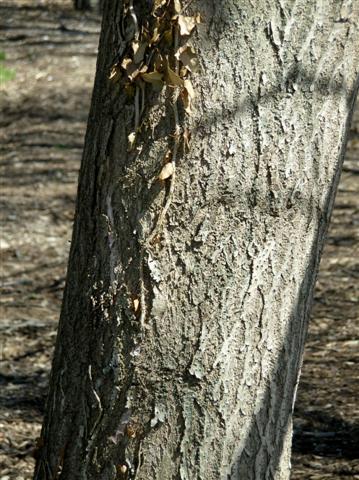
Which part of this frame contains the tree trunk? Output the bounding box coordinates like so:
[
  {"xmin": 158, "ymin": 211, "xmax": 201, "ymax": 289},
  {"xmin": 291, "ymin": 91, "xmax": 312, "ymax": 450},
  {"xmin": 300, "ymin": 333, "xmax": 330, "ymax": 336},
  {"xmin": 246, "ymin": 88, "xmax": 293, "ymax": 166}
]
[
  {"xmin": 74, "ymin": 0, "xmax": 104, "ymax": 12},
  {"xmin": 34, "ymin": 1, "xmax": 358, "ymax": 479},
  {"xmin": 74, "ymin": 0, "xmax": 91, "ymax": 11}
]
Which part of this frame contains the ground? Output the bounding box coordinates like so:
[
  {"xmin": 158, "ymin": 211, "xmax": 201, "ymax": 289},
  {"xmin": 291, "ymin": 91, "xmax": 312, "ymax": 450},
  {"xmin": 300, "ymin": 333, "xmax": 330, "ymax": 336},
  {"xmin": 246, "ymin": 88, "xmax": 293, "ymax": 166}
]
[{"xmin": 0, "ymin": 1, "xmax": 358, "ymax": 479}]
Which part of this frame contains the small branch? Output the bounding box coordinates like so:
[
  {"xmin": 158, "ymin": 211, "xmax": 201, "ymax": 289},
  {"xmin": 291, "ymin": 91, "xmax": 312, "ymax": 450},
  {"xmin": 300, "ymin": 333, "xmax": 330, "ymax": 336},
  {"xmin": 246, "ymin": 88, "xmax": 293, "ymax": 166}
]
[
  {"xmin": 135, "ymin": 85, "xmax": 140, "ymax": 131},
  {"xmin": 82, "ymin": 365, "xmax": 103, "ymax": 477},
  {"xmin": 139, "ymin": 246, "xmax": 147, "ymax": 329}
]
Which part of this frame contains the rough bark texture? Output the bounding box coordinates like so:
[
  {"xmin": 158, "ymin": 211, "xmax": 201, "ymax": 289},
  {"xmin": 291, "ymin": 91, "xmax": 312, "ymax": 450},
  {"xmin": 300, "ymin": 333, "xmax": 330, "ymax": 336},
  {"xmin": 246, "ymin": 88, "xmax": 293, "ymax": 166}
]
[{"xmin": 34, "ymin": 1, "xmax": 359, "ymax": 479}]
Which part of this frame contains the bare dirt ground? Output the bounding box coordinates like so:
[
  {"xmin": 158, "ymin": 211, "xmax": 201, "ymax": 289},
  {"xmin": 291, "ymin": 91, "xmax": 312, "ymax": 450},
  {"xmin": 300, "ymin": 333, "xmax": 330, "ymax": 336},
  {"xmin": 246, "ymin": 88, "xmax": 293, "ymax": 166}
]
[{"xmin": 0, "ymin": 1, "xmax": 358, "ymax": 479}]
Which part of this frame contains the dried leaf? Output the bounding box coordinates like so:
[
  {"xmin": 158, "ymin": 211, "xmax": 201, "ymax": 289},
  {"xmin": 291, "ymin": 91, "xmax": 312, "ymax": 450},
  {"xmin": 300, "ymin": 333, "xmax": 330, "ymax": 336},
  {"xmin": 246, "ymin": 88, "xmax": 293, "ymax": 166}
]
[
  {"xmin": 182, "ymin": 79, "xmax": 196, "ymax": 117},
  {"xmin": 142, "ymin": 71, "xmax": 163, "ymax": 83},
  {"xmin": 154, "ymin": 0, "xmax": 167, "ymax": 10},
  {"xmin": 167, "ymin": 66, "xmax": 184, "ymax": 87},
  {"xmin": 128, "ymin": 64, "xmax": 148, "ymax": 82},
  {"xmin": 151, "ymin": 27, "xmax": 161, "ymax": 45},
  {"xmin": 163, "ymin": 28, "xmax": 173, "ymax": 45},
  {"xmin": 109, "ymin": 65, "xmax": 121, "ymax": 80},
  {"xmin": 175, "ymin": 45, "xmax": 199, "ymax": 72},
  {"xmin": 141, "ymin": 71, "xmax": 164, "ymax": 90},
  {"xmin": 128, "ymin": 132, "xmax": 136, "ymax": 150},
  {"xmin": 121, "ymin": 57, "xmax": 132, "ymax": 70},
  {"xmin": 124, "ymin": 83, "xmax": 135, "ymax": 97},
  {"xmin": 154, "ymin": 52, "xmax": 164, "ymax": 71},
  {"xmin": 132, "ymin": 41, "xmax": 148, "ymax": 64},
  {"xmin": 184, "ymin": 78, "xmax": 195, "ymax": 99},
  {"xmin": 183, "ymin": 127, "xmax": 191, "ymax": 150},
  {"xmin": 179, "ymin": 66, "xmax": 188, "ymax": 78},
  {"xmin": 121, "ymin": 57, "xmax": 146, "ymax": 81},
  {"xmin": 163, "ymin": 149, "xmax": 172, "ymax": 162},
  {"xmin": 132, "ymin": 40, "xmax": 139, "ymax": 55},
  {"xmin": 158, "ymin": 162, "xmax": 175, "ymax": 180},
  {"xmin": 173, "ymin": 0, "xmax": 181, "ymax": 14},
  {"xmin": 181, "ymin": 89, "xmax": 192, "ymax": 115},
  {"xmin": 133, "ymin": 298, "xmax": 140, "ymax": 312},
  {"xmin": 117, "ymin": 465, "xmax": 128, "ymax": 475},
  {"xmin": 176, "ymin": 14, "xmax": 200, "ymax": 36}
]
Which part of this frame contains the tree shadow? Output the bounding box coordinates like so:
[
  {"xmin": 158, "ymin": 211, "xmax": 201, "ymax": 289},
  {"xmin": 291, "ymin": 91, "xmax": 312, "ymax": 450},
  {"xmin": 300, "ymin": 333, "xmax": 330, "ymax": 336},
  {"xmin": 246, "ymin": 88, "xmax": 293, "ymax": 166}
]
[
  {"xmin": 0, "ymin": 371, "xmax": 47, "ymax": 415},
  {"xmin": 293, "ymin": 409, "xmax": 359, "ymax": 460}
]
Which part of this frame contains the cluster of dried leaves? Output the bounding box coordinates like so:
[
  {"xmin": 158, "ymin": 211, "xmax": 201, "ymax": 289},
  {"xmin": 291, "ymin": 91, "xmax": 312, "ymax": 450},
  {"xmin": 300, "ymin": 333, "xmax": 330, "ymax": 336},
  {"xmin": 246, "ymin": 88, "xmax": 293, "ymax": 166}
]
[{"xmin": 109, "ymin": 0, "xmax": 200, "ymax": 117}]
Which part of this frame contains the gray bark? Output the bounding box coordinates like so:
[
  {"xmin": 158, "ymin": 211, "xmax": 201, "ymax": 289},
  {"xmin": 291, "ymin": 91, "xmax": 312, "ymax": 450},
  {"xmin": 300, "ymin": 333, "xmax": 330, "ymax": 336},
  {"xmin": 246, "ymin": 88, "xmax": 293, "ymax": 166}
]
[{"xmin": 34, "ymin": 1, "xmax": 359, "ymax": 479}]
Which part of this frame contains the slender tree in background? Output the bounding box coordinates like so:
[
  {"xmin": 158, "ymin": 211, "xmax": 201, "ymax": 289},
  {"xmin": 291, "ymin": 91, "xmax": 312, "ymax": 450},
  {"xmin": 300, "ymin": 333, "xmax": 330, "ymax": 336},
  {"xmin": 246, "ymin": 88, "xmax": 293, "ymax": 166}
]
[
  {"xmin": 74, "ymin": 0, "xmax": 91, "ymax": 11},
  {"xmin": 73, "ymin": 0, "xmax": 104, "ymax": 12},
  {"xmin": 34, "ymin": 1, "xmax": 358, "ymax": 479}
]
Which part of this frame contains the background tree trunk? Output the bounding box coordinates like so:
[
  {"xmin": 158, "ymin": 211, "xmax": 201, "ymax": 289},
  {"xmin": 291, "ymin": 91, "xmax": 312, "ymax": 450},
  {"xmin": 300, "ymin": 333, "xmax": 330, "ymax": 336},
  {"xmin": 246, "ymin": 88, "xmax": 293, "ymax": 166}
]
[
  {"xmin": 74, "ymin": 0, "xmax": 103, "ymax": 12},
  {"xmin": 34, "ymin": 1, "xmax": 359, "ymax": 479},
  {"xmin": 73, "ymin": 0, "xmax": 91, "ymax": 11}
]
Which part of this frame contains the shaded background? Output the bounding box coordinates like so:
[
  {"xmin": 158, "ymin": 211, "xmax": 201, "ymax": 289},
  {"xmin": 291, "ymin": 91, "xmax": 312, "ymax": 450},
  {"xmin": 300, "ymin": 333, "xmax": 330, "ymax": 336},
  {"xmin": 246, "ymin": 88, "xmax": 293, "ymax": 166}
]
[{"xmin": 0, "ymin": 1, "xmax": 358, "ymax": 478}]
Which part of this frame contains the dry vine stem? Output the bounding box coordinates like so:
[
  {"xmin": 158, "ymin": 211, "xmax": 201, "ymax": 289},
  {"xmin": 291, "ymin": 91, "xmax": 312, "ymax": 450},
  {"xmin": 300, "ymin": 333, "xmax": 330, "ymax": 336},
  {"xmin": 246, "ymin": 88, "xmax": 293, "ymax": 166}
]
[{"xmin": 109, "ymin": 0, "xmax": 200, "ymax": 328}]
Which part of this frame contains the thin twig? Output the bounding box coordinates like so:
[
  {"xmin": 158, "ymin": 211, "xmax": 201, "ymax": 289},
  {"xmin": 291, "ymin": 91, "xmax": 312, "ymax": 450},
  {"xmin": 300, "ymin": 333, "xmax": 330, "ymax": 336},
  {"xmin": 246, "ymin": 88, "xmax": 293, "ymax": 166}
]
[
  {"xmin": 135, "ymin": 85, "xmax": 140, "ymax": 131},
  {"xmin": 139, "ymin": 246, "xmax": 147, "ymax": 329},
  {"xmin": 181, "ymin": 0, "xmax": 195, "ymax": 14},
  {"xmin": 82, "ymin": 365, "xmax": 103, "ymax": 477},
  {"xmin": 88, "ymin": 364, "xmax": 103, "ymax": 437}
]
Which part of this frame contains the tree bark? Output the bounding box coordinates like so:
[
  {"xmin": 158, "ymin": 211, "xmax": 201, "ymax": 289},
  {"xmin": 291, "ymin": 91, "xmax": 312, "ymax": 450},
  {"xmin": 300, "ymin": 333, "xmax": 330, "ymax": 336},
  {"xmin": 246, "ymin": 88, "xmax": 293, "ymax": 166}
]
[{"xmin": 34, "ymin": 1, "xmax": 359, "ymax": 479}]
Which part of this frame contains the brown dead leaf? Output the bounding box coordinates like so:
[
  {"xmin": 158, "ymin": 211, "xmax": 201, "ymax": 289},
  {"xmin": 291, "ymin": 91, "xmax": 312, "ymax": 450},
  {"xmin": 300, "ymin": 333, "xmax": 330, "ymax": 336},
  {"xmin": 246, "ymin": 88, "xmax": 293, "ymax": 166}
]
[
  {"xmin": 179, "ymin": 66, "xmax": 188, "ymax": 78},
  {"xmin": 181, "ymin": 89, "xmax": 192, "ymax": 114},
  {"xmin": 151, "ymin": 27, "xmax": 161, "ymax": 45},
  {"xmin": 175, "ymin": 45, "xmax": 199, "ymax": 72},
  {"xmin": 183, "ymin": 127, "xmax": 191, "ymax": 150},
  {"xmin": 158, "ymin": 162, "xmax": 175, "ymax": 180},
  {"xmin": 128, "ymin": 132, "xmax": 136, "ymax": 150},
  {"xmin": 154, "ymin": 0, "xmax": 168, "ymax": 9},
  {"xmin": 154, "ymin": 52, "xmax": 164, "ymax": 71},
  {"xmin": 121, "ymin": 57, "xmax": 132, "ymax": 70},
  {"xmin": 163, "ymin": 149, "xmax": 172, "ymax": 162},
  {"xmin": 117, "ymin": 464, "xmax": 128, "ymax": 474},
  {"xmin": 182, "ymin": 78, "xmax": 196, "ymax": 116},
  {"xmin": 141, "ymin": 71, "xmax": 163, "ymax": 83},
  {"xmin": 132, "ymin": 41, "xmax": 148, "ymax": 64},
  {"xmin": 109, "ymin": 65, "xmax": 121, "ymax": 81},
  {"xmin": 128, "ymin": 64, "xmax": 148, "ymax": 82},
  {"xmin": 141, "ymin": 71, "xmax": 164, "ymax": 90},
  {"xmin": 176, "ymin": 14, "xmax": 200, "ymax": 36},
  {"xmin": 133, "ymin": 298, "xmax": 140, "ymax": 312},
  {"xmin": 184, "ymin": 78, "xmax": 195, "ymax": 99},
  {"xmin": 167, "ymin": 66, "xmax": 184, "ymax": 87},
  {"xmin": 163, "ymin": 28, "xmax": 173, "ymax": 45},
  {"xmin": 174, "ymin": 0, "xmax": 181, "ymax": 14},
  {"xmin": 121, "ymin": 57, "xmax": 145, "ymax": 81},
  {"xmin": 124, "ymin": 83, "xmax": 135, "ymax": 97}
]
